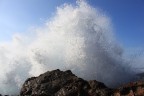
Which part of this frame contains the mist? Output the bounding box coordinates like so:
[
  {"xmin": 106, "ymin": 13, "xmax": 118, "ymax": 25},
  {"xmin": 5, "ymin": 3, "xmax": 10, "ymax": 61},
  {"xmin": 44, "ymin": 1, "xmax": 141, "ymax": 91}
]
[{"xmin": 0, "ymin": 0, "xmax": 141, "ymax": 94}]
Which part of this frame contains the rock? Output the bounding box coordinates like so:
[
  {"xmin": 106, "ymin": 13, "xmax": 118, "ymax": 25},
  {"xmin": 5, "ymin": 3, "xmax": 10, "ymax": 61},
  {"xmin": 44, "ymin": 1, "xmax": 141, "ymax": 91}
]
[
  {"xmin": 113, "ymin": 81, "xmax": 144, "ymax": 96},
  {"xmin": 20, "ymin": 69, "xmax": 112, "ymax": 96},
  {"xmin": 20, "ymin": 69, "xmax": 144, "ymax": 96}
]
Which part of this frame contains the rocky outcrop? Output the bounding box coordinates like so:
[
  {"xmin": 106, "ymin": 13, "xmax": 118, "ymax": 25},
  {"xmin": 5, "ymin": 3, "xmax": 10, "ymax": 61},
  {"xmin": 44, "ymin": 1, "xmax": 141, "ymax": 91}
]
[
  {"xmin": 20, "ymin": 69, "xmax": 112, "ymax": 96},
  {"xmin": 20, "ymin": 69, "xmax": 144, "ymax": 96}
]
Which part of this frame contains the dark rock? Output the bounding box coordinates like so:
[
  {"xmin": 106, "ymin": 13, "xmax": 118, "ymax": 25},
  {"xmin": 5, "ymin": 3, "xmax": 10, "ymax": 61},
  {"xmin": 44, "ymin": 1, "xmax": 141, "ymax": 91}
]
[{"xmin": 20, "ymin": 69, "xmax": 112, "ymax": 96}]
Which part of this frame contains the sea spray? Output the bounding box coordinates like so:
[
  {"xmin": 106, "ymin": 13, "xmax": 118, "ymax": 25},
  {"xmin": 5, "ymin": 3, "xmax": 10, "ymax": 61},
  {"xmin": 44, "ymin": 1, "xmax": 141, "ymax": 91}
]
[{"xmin": 0, "ymin": 0, "xmax": 137, "ymax": 94}]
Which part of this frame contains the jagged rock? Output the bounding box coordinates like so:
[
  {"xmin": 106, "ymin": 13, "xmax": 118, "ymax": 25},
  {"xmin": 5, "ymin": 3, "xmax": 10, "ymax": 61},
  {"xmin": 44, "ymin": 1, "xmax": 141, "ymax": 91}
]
[
  {"xmin": 21, "ymin": 69, "xmax": 144, "ymax": 96},
  {"xmin": 20, "ymin": 69, "xmax": 112, "ymax": 96}
]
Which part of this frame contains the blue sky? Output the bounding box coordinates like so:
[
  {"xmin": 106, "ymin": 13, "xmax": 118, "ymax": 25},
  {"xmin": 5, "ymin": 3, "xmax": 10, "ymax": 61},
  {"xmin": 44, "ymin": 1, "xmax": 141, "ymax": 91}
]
[{"xmin": 0, "ymin": 0, "xmax": 144, "ymax": 48}]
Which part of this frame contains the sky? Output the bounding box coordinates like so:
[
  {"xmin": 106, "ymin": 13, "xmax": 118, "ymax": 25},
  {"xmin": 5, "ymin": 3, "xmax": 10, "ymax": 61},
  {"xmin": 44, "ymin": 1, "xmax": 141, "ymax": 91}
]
[{"xmin": 0, "ymin": 0, "xmax": 144, "ymax": 48}]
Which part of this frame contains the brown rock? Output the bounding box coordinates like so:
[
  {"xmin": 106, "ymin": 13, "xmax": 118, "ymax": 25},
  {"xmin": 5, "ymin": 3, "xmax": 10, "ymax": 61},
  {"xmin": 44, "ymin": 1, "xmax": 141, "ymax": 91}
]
[{"xmin": 20, "ymin": 69, "xmax": 112, "ymax": 96}]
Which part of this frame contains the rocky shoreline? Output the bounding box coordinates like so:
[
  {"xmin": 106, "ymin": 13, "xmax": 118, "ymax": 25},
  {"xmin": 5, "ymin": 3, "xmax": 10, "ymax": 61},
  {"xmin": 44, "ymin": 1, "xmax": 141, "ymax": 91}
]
[{"xmin": 1, "ymin": 69, "xmax": 144, "ymax": 96}]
